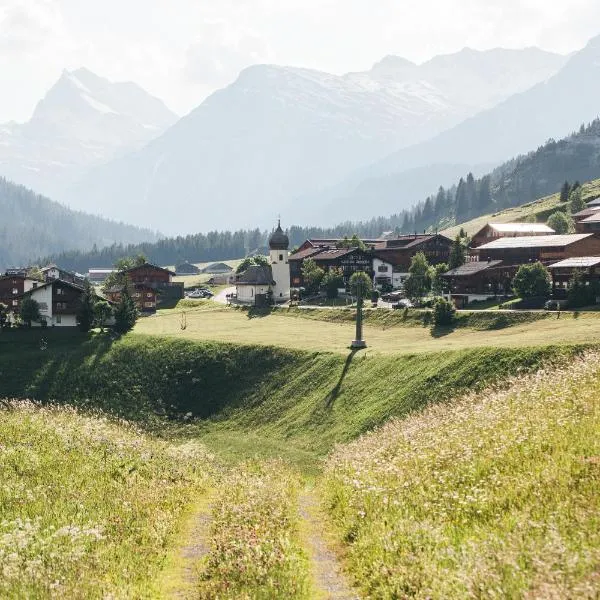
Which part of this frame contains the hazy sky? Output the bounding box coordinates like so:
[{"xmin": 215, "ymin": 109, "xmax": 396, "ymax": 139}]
[{"xmin": 2, "ymin": 0, "xmax": 600, "ymax": 122}]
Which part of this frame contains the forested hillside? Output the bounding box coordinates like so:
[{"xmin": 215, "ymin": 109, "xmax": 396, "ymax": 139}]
[
  {"xmin": 46, "ymin": 119, "xmax": 600, "ymax": 272},
  {"xmin": 0, "ymin": 178, "xmax": 159, "ymax": 270}
]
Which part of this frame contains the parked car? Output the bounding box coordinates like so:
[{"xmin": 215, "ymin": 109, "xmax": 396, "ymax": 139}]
[
  {"xmin": 392, "ymin": 299, "xmax": 413, "ymax": 309},
  {"xmin": 382, "ymin": 291, "xmax": 403, "ymax": 302},
  {"xmin": 544, "ymin": 299, "xmax": 561, "ymax": 311}
]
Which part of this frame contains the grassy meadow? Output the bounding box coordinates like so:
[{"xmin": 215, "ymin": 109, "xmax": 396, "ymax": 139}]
[
  {"xmin": 323, "ymin": 354, "xmax": 600, "ymax": 598},
  {"xmin": 134, "ymin": 302, "xmax": 600, "ymax": 355}
]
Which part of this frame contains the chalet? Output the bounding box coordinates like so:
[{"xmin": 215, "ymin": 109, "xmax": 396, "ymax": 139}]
[
  {"xmin": 202, "ymin": 262, "xmax": 233, "ymax": 274},
  {"xmin": 289, "ymin": 246, "xmax": 373, "ymax": 288},
  {"xmin": 42, "ymin": 264, "xmax": 84, "ymax": 286},
  {"xmin": 476, "ymin": 234, "xmax": 600, "ymax": 265},
  {"xmin": 548, "ymin": 257, "xmax": 600, "ymax": 297},
  {"xmin": 587, "ymin": 197, "xmax": 600, "ymax": 207},
  {"xmin": 123, "ymin": 263, "xmax": 184, "ymax": 304},
  {"xmin": 23, "ymin": 280, "xmax": 84, "ymax": 327},
  {"xmin": 88, "ymin": 268, "xmax": 116, "ymax": 283},
  {"xmin": 471, "ymin": 223, "xmax": 555, "ymax": 248},
  {"xmin": 0, "ymin": 274, "xmax": 40, "ymax": 313},
  {"xmin": 571, "ymin": 207, "xmax": 600, "ymax": 223},
  {"xmin": 175, "ymin": 262, "xmax": 200, "ymax": 275},
  {"xmin": 105, "ymin": 284, "xmax": 158, "ymax": 313},
  {"xmin": 441, "ymin": 260, "xmax": 518, "ymax": 308},
  {"xmin": 575, "ymin": 212, "xmax": 600, "ymax": 233}
]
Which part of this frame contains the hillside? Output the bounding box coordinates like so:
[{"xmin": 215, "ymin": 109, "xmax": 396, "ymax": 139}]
[
  {"xmin": 0, "ymin": 177, "xmax": 160, "ymax": 270},
  {"xmin": 60, "ymin": 49, "xmax": 565, "ymax": 233},
  {"xmin": 319, "ymin": 34, "xmax": 600, "ymax": 222},
  {"xmin": 0, "ymin": 68, "xmax": 177, "ymax": 201}
]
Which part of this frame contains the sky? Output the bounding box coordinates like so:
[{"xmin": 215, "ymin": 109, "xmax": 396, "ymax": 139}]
[{"xmin": 2, "ymin": 0, "xmax": 600, "ymax": 123}]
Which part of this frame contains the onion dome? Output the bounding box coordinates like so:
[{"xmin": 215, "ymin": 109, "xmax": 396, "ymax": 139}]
[{"xmin": 269, "ymin": 220, "xmax": 289, "ymax": 250}]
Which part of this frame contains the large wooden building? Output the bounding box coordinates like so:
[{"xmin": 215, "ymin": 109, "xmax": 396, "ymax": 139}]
[
  {"xmin": 23, "ymin": 280, "xmax": 85, "ymax": 327},
  {"xmin": 475, "ymin": 234, "xmax": 600, "ymax": 264},
  {"xmin": 470, "ymin": 223, "xmax": 555, "ymax": 248},
  {"xmin": 0, "ymin": 273, "xmax": 40, "ymax": 313}
]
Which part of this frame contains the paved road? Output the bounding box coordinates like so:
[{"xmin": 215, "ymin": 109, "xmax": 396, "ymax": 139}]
[{"xmin": 213, "ymin": 286, "xmax": 236, "ymax": 304}]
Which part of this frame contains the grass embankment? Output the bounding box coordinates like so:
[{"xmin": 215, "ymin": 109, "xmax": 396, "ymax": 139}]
[
  {"xmin": 443, "ymin": 177, "xmax": 600, "ymax": 238},
  {"xmin": 0, "ymin": 401, "xmax": 211, "ymax": 598},
  {"xmin": 0, "ymin": 330, "xmax": 590, "ymax": 458},
  {"xmin": 136, "ymin": 302, "xmax": 600, "ymax": 354},
  {"xmin": 323, "ymin": 355, "xmax": 600, "ymax": 598}
]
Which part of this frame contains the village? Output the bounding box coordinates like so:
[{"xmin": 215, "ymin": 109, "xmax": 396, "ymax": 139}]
[{"xmin": 4, "ymin": 199, "xmax": 600, "ymax": 328}]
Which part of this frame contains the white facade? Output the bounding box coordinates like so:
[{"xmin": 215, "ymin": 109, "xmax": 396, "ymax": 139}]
[
  {"xmin": 29, "ymin": 284, "xmax": 78, "ymax": 327},
  {"xmin": 236, "ymin": 284, "xmax": 271, "ymax": 304},
  {"xmin": 372, "ymin": 258, "xmax": 408, "ymax": 289},
  {"xmin": 270, "ymin": 247, "xmax": 290, "ymax": 302}
]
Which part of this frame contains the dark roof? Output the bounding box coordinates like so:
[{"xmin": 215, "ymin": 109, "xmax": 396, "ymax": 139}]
[
  {"xmin": 587, "ymin": 198, "xmax": 600, "ymax": 207},
  {"xmin": 236, "ymin": 265, "xmax": 274, "ymax": 286},
  {"xmin": 476, "ymin": 234, "xmax": 592, "ymax": 250},
  {"xmin": 311, "ymin": 248, "xmax": 356, "ymax": 261},
  {"xmin": 269, "ymin": 221, "xmax": 289, "ymax": 250},
  {"xmin": 202, "ymin": 262, "xmax": 233, "ymax": 273},
  {"xmin": 581, "ymin": 213, "xmax": 600, "ymax": 223},
  {"xmin": 572, "ymin": 207, "xmax": 600, "ymax": 218},
  {"xmin": 374, "ymin": 234, "xmax": 451, "ymax": 251},
  {"xmin": 289, "ymin": 247, "xmax": 329, "ymax": 261},
  {"xmin": 25, "ymin": 279, "xmax": 85, "ymax": 295},
  {"xmin": 442, "ymin": 260, "xmax": 503, "ymax": 277},
  {"xmin": 124, "ymin": 262, "xmax": 176, "ymax": 276}
]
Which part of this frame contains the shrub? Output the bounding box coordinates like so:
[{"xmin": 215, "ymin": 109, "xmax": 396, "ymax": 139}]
[
  {"xmin": 432, "ymin": 297, "xmax": 456, "ymax": 327},
  {"xmin": 512, "ymin": 262, "xmax": 551, "ymax": 299}
]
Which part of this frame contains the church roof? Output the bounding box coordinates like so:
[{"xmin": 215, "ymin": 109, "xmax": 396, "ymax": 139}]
[
  {"xmin": 236, "ymin": 265, "xmax": 274, "ymax": 286},
  {"xmin": 269, "ymin": 221, "xmax": 289, "ymax": 250}
]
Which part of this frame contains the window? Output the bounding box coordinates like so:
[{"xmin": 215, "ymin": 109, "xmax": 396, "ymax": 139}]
[
  {"xmin": 56, "ymin": 288, "xmax": 64, "ymax": 295},
  {"xmin": 56, "ymin": 315, "xmax": 61, "ymax": 324},
  {"xmin": 146, "ymin": 293, "xmax": 153, "ymax": 298},
  {"xmin": 12, "ymin": 288, "xmax": 18, "ymax": 294},
  {"xmin": 279, "ymin": 254, "xmax": 283, "ymax": 261},
  {"xmin": 144, "ymin": 302, "xmax": 154, "ymax": 308},
  {"xmin": 134, "ymin": 293, "xmax": 141, "ymax": 298},
  {"xmin": 12, "ymin": 300, "xmax": 18, "ymax": 307},
  {"xmin": 377, "ymin": 265, "xmax": 388, "ymax": 273}
]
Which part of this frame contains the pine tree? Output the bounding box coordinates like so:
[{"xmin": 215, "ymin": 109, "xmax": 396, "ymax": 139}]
[
  {"xmin": 76, "ymin": 281, "xmax": 96, "ymax": 332},
  {"xmin": 114, "ymin": 286, "xmax": 137, "ymax": 334},
  {"xmin": 559, "ymin": 181, "xmax": 570, "ymax": 203},
  {"xmin": 448, "ymin": 235, "xmax": 466, "ymax": 269},
  {"xmin": 477, "ymin": 175, "xmax": 492, "ymax": 212},
  {"xmin": 569, "ymin": 187, "xmax": 586, "ymax": 213},
  {"xmin": 455, "ymin": 178, "xmax": 468, "ymax": 220}
]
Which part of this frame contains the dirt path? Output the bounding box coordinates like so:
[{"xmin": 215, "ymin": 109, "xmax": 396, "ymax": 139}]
[
  {"xmin": 298, "ymin": 488, "xmax": 359, "ymax": 599},
  {"xmin": 161, "ymin": 491, "xmax": 214, "ymax": 599}
]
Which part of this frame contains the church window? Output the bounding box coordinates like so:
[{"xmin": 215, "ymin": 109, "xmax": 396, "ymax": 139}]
[{"xmin": 279, "ymin": 254, "xmax": 283, "ymax": 261}]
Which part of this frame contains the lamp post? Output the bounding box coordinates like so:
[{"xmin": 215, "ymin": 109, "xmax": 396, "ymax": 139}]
[{"xmin": 351, "ymin": 276, "xmax": 367, "ymax": 349}]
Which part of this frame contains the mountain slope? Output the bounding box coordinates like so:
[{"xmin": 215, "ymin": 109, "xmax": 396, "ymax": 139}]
[
  {"xmin": 0, "ymin": 177, "xmax": 159, "ymax": 270},
  {"xmin": 323, "ymin": 35, "xmax": 600, "ymax": 221},
  {"xmin": 0, "ymin": 68, "xmax": 177, "ymax": 201},
  {"xmin": 62, "ymin": 49, "xmax": 565, "ymax": 233}
]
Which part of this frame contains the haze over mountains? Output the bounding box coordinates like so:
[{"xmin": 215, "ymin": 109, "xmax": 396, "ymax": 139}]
[
  {"xmin": 57, "ymin": 47, "xmax": 566, "ymax": 234},
  {"xmin": 0, "ymin": 68, "xmax": 177, "ymax": 202}
]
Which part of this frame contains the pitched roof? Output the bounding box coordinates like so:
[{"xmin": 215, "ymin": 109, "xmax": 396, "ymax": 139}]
[
  {"xmin": 476, "ymin": 234, "xmax": 593, "ymax": 250},
  {"xmin": 124, "ymin": 262, "xmax": 176, "ymax": 276},
  {"xmin": 236, "ymin": 265, "xmax": 274, "ymax": 286},
  {"xmin": 581, "ymin": 212, "xmax": 600, "ymax": 223},
  {"xmin": 442, "ymin": 260, "xmax": 503, "ymax": 277},
  {"xmin": 288, "ymin": 247, "xmax": 324, "ymax": 261},
  {"xmin": 311, "ymin": 248, "xmax": 357, "ymax": 261},
  {"xmin": 548, "ymin": 256, "xmax": 600, "ymax": 268},
  {"xmin": 587, "ymin": 198, "xmax": 600, "ymax": 207},
  {"xmin": 486, "ymin": 222, "xmax": 555, "ymax": 234},
  {"xmin": 374, "ymin": 234, "xmax": 451, "ymax": 251},
  {"xmin": 25, "ymin": 279, "xmax": 85, "ymax": 295},
  {"xmin": 572, "ymin": 207, "xmax": 600, "ymax": 218}
]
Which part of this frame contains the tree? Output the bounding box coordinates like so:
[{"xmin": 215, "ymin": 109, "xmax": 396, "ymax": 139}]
[
  {"xmin": 560, "ymin": 181, "xmax": 570, "ymax": 203},
  {"xmin": 76, "ymin": 281, "xmax": 96, "ymax": 332},
  {"xmin": 253, "ymin": 255, "xmax": 269, "ymax": 267},
  {"xmin": 432, "ymin": 297, "xmax": 456, "ymax": 327},
  {"xmin": 26, "ymin": 266, "xmax": 44, "ymax": 282},
  {"xmin": 569, "ymin": 186, "xmax": 586, "ymax": 213},
  {"xmin": 321, "ymin": 268, "xmax": 344, "ymax": 299},
  {"xmin": 547, "ymin": 210, "xmax": 573, "ymax": 234},
  {"xmin": 301, "ymin": 258, "xmax": 325, "ymax": 294},
  {"xmin": 455, "ymin": 178, "xmax": 468, "ymax": 220},
  {"xmin": 94, "ymin": 300, "xmax": 114, "ymax": 332},
  {"xmin": 0, "ymin": 302, "xmax": 8, "ymax": 329},
  {"xmin": 404, "ymin": 252, "xmax": 431, "ymax": 303},
  {"xmin": 20, "ymin": 297, "xmax": 41, "ymax": 327},
  {"xmin": 448, "ymin": 235, "xmax": 466, "ymax": 269},
  {"xmin": 512, "ymin": 262, "xmax": 551, "ymax": 299},
  {"xmin": 115, "ymin": 254, "xmax": 147, "ymax": 271},
  {"xmin": 236, "ymin": 255, "xmax": 268, "ymax": 274},
  {"xmin": 113, "ymin": 286, "xmax": 137, "ymax": 334},
  {"xmin": 349, "ymin": 271, "xmax": 372, "ymax": 299},
  {"xmin": 431, "ymin": 263, "xmax": 449, "ymax": 295},
  {"xmin": 336, "ymin": 234, "xmax": 366, "ymax": 250}
]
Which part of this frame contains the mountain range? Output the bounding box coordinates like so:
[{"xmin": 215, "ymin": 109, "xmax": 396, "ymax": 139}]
[
  {"xmin": 0, "ymin": 68, "xmax": 177, "ymax": 202},
  {"xmin": 55, "ymin": 48, "xmax": 566, "ymax": 234}
]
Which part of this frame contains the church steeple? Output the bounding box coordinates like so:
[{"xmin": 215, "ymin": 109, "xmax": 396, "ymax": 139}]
[{"xmin": 269, "ymin": 219, "xmax": 289, "ymax": 250}]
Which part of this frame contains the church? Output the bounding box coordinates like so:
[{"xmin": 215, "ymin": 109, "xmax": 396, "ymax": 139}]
[{"xmin": 235, "ymin": 221, "xmax": 291, "ymax": 306}]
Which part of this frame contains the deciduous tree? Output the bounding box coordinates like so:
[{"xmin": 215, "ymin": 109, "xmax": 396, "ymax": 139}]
[{"xmin": 512, "ymin": 262, "xmax": 551, "ymax": 299}]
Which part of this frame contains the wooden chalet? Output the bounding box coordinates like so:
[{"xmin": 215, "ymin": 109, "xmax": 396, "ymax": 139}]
[
  {"xmin": 0, "ymin": 273, "xmax": 40, "ymax": 313},
  {"xmin": 23, "ymin": 279, "xmax": 84, "ymax": 327},
  {"xmin": 471, "ymin": 223, "xmax": 555, "ymax": 248},
  {"xmin": 575, "ymin": 212, "xmax": 600, "ymax": 233},
  {"xmin": 123, "ymin": 263, "xmax": 184, "ymax": 305},
  {"xmin": 548, "ymin": 257, "xmax": 600, "ymax": 297},
  {"xmin": 571, "ymin": 207, "xmax": 600, "ymax": 223},
  {"xmin": 475, "ymin": 234, "xmax": 600, "ymax": 265}
]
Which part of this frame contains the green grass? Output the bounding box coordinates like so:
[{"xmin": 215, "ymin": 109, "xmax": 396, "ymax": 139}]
[
  {"xmin": 134, "ymin": 302, "xmax": 600, "ymax": 355},
  {"xmin": 443, "ymin": 177, "xmax": 600, "ymax": 238},
  {"xmin": 322, "ymin": 353, "xmax": 600, "ymax": 598},
  {"xmin": 0, "ymin": 401, "xmax": 212, "ymax": 598},
  {"xmin": 0, "ymin": 330, "xmax": 590, "ymax": 456}
]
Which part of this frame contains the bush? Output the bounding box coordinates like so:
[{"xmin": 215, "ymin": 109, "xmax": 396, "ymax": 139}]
[
  {"xmin": 432, "ymin": 297, "xmax": 456, "ymax": 327},
  {"xmin": 512, "ymin": 262, "xmax": 551, "ymax": 299}
]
